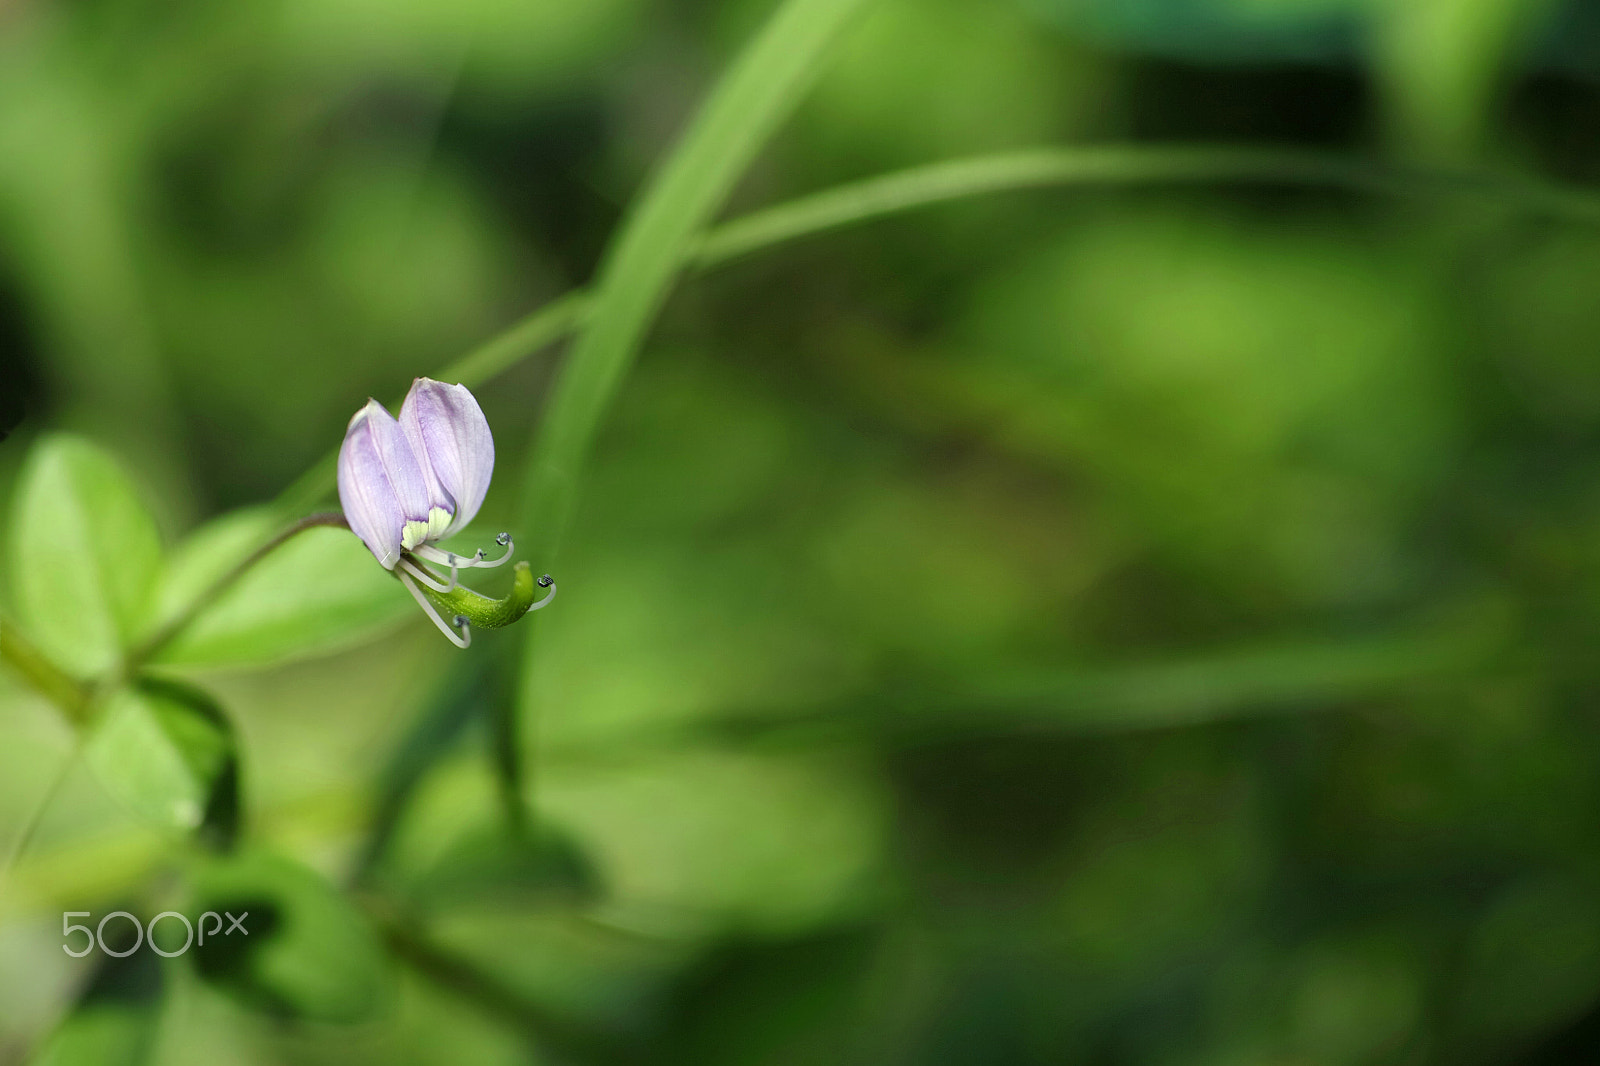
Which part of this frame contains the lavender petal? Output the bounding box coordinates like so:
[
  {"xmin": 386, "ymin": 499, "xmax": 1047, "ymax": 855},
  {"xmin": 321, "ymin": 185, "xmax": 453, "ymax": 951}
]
[
  {"xmin": 337, "ymin": 399, "xmax": 431, "ymax": 568},
  {"xmin": 399, "ymin": 378, "xmax": 495, "ymax": 537}
]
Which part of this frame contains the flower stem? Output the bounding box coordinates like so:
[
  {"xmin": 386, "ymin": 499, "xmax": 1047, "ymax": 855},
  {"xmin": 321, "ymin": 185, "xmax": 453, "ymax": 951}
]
[
  {"xmin": 0, "ymin": 622, "xmax": 91, "ymax": 725},
  {"xmin": 369, "ymin": 894, "xmax": 622, "ymax": 1063},
  {"xmin": 124, "ymin": 511, "xmax": 350, "ymax": 671}
]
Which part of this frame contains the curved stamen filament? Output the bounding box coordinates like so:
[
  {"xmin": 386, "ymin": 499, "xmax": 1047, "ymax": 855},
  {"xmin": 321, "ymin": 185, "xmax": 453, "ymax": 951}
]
[
  {"xmin": 528, "ymin": 574, "xmax": 557, "ymax": 613},
  {"xmin": 398, "ymin": 555, "xmax": 457, "ymax": 593},
  {"xmin": 413, "ymin": 533, "xmax": 514, "ymax": 571},
  {"xmin": 398, "ymin": 569, "xmax": 470, "ymax": 649}
]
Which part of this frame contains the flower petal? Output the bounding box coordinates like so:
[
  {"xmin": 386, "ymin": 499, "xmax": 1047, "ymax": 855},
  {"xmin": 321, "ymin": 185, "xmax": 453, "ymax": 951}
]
[
  {"xmin": 399, "ymin": 378, "xmax": 494, "ymax": 537},
  {"xmin": 337, "ymin": 399, "xmax": 431, "ymax": 569}
]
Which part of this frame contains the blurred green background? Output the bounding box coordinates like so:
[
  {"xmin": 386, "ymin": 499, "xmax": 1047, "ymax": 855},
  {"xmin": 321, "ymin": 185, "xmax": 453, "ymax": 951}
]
[{"xmin": 5, "ymin": 0, "xmax": 1600, "ymax": 1062}]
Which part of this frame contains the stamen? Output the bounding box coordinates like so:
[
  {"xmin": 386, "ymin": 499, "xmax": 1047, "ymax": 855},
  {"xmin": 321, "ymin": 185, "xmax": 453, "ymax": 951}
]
[
  {"xmin": 452, "ymin": 615, "xmax": 473, "ymax": 649},
  {"xmin": 413, "ymin": 534, "xmax": 514, "ymax": 570},
  {"xmin": 398, "ymin": 570, "xmax": 469, "ymax": 649},
  {"xmin": 398, "ymin": 555, "xmax": 457, "ymax": 593},
  {"xmin": 529, "ymin": 574, "xmax": 557, "ymax": 612}
]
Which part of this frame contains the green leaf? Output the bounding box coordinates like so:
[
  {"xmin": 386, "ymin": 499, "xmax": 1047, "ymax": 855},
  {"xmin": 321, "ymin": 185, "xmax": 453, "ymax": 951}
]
[
  {"xmin": 148, "ymin": 507, "xmax": 411, "ymax": 668},
  {"xmin": 189, "ymin": 850, "xmax": 390, "ymax": 1023},
  {"xmin": 33, "ymin": 937, "xmax": 163, "ymax": 1066},
  {"xmin": 1374, "ymin": 0, "xmax": 1560, "ymax": 157},
  {"xmin": 9, "ymin": 434, "xmax": 162, "ymax": 678},
  {"xmin": 31, "ymin": 1006, "xmax": 159, "ymax": 1066},
  {"xmin": 401, "ymin": 821, "xmax": 599, "ymax": 913},
  {"xmin": 1453, "ymin": 878, "xmax": 1600, "ymax": 1049},
  {"xmin": 539, "ymin": 750, "xmax": 887, "ymax": 933},
  {"xmin": 84, "ymin": 677, "xmax": 238, "ymax": 836}
]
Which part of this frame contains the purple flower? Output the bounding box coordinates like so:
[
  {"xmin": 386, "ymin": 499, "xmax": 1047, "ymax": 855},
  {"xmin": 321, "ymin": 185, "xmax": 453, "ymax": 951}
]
[
  {"xmin": 338, "ymin": 378, "xmax": 530, "ymax": 647},
  {"xmin": 400, "ymin": 377, "xmax": 494, "ymax": 544}
]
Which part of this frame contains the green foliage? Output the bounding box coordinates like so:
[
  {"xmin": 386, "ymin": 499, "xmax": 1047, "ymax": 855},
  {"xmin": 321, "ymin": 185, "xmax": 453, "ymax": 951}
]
[
  {"xmin": 281, "ymin": 0, "xmax": 644, "ymax": 95},
  {"xmin": 84, "ymin": 677, "xmax": 238, "ymax": 837},
  {"xmin": 1454, "ymin": 878, "xmax": 1600, "ymax": 1051},
  {"xmin": 958, "ymin": 209, "xmax": 1449, "ymax": 602},
  {"xmin": 806, "ymin": 0, "xmax": 1089, "ymax": 166},
  {"xmin": 31, "ymin": 943, "xmax": 163, "ymax": 1066},
  {"xmin": 400, "ymin": 821, "xmax": 599, "ymax": 912},
  {"xmin": 516, "ymin": 0, "xmax": 878, "ymax": 567},
  {"xmin": 189, "ymin": 850, "xmax": 390, "ymax": 1023},
  {"xmin": 6, "ymin": 0, "xmax": 1600, "ymax": 1061},
  {"xmin": 9, "ymin": 435, "xmax": 162, "ymax": 678},
  {"xmin": 540, "ymin": 751, "xmax": 889, "ymax": 933},
  {"xmin": 1373, "ymin": 0, "xmax": 1560, "ymax": 155},
  {"xmin": 31, "ymin": 1006, "xmax": 159, "ymax": 1066},
  {"xmin": 150, "ymin": 508, "xmax": 409, "ymax": 668},
  {"xmin": 5, "ymin": 441, "xmax": 409, "ymax": 676}
]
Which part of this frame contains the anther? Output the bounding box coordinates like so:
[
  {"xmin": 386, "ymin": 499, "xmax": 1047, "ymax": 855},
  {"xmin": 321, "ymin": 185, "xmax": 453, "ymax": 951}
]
[{"xmin": 529, "ymin": 575, "xmax": 557, "ymax": 612}]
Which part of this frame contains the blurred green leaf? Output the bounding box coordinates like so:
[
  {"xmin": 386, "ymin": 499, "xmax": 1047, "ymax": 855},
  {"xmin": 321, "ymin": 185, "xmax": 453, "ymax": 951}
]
[
  {"xmin": 145, "ymin": 508, "xmax": 275, "ymax": 625},
  {"xmin": 354, "ymin": 655, "xmax": 499, "ymax": 882},
  {"xmin": 30, "ymin": 1006, "xmax": 158, "ymax": 1066},
  {"xmin": 8, "ymin": 434, "xmax": 162, "ymax": 678},
  {"xmin": 1020, "ymin": 0, "xmax": 1367, "ymax": 62},
  {"xmin": 402, "ymin": 822, "xmax": 599, "ymax": 913},
  {"xmin": 1453, "ymin": 878, "xmax": 1600, "ymax": 1051},
  {"xmin": 280, "ymin": 0, "xmax": 643, "ymax": 96},
  {"xmin": 1480, "ymin": 230, "xmax": 1600, "ymax": 428},
  {"xmin": 31, "ymin": 930, "xmax": 162, "ymax": 1066},
  {"xmin": 148, "ymin": 507, "xmax": 410, "ymax": 669},
  {"xmin": 1373, "ymin": 0, "xmax": 1559, "ymax": 156},
  {"xmin": 679, "ymin": 627, "xmax": 1493, "ymax": 750},
  {"xmin": 807, "ymin": 0, "xmax": 1086, "ymax": 166},
  {"xmin": 540, "ymin": 751, "xmax": 888, "ymax": 934},
  {"xmin": 83, "ymin": 677, "xmax": 237, "ymax": 836},
  {"xmin": 638, "ymin": 926, "xmax": 879, "ymax": 1066},
  {"xmin": 189, "ymin": 849, "xmax": 390, "ymax": 1023},
  {"xmin": 518, "ymin": 0, "xmax": 877, "ymax": 566},
  {"xmin": 1281, "ymin": 937, "xmax": 1424, "ymax": 1066},
  {"xmin": 943, "ymin": 209, "xmax": 1451, "ymax": 606}
]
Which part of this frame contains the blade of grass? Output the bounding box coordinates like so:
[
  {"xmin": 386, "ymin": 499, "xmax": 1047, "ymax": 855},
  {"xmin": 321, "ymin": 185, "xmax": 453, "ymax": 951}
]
[
  {"xmin": 688, "ymin": 145, "xmax": 1600, "ymax": 264},
  {"xmin": 517, "ymin": 0, "xmax": 877, "ymax": 566},
  {"xmin": 506, "ymin": 0, "xmax": 876, "ymax": 828},
  {"xmin": 599, "ymin": 622, "xmax": 1501, "ymax": 753}
]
